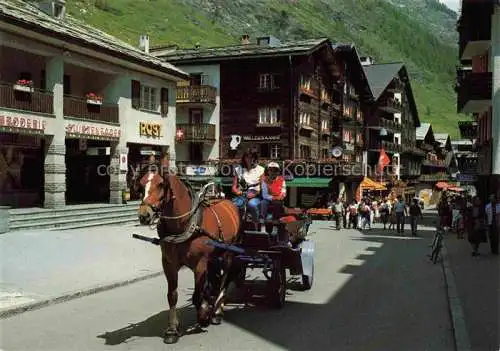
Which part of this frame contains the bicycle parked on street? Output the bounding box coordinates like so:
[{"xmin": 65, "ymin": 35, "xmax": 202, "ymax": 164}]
[{"xmin": 429, "ymin": 223, "xmax": 444, "ymax": 264}]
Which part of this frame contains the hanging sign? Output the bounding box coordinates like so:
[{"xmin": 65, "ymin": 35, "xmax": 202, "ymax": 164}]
[
  {"xmin": 65, "ymin": 122, "xmax": 121, "ymax": 139},
  {"xmin": 119, "ymin": 153, "xmax": 128, "ymax": 172},
  {"xmin": 176, "ymin": 128, "xmax": 185, "ymax": 142}
]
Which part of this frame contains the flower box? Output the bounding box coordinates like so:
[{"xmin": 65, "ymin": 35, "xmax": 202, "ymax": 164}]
[
  {"xmin": 86, "ymin": 99, "xmax": 103, "ymax": 106},
  {"xmin": 85, "ymin": 93, "xmax": 103, "ymax": 105},
  {"xmin": 13, "ymin": 84, "xmax": 33, "ymax": 93}
]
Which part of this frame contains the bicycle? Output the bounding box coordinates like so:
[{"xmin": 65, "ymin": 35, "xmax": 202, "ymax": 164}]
[{"xmin": 429, "ymin": 224, "xmax": 444, "ymax": 264}]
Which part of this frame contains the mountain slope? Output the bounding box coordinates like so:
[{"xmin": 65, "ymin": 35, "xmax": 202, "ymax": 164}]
[{"xmin": 66, "ymin": 0, "xmax": 462, "ymax": 137}]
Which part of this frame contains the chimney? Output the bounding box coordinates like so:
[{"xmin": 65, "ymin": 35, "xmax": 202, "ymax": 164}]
[
  {"xmin": 38, "ymin": 0, "xmax": 66, "ymax": 20},
  {"xmin": 241, "ymin": 34, "xmax": 250, "ymax": 45},
  {"xmin": 139, "ymin": 35, "xmax": 150, "ymax": 54}
]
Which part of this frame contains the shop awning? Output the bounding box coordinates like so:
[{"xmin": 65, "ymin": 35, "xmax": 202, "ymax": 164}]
[
  {"xmin": 435, "ymin": 181, "xmax": 452, "ymax": 190},
  {"xmin": 286, "ymin": 177, "xmax": 331, "ymax": 188},
  {"xmin": 360, "ymin": 177, "xmax": 387, "ymax": 191}
]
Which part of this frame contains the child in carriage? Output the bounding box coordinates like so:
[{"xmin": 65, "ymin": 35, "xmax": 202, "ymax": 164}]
[
  {"xmin": 261, "ymin": 162, "xmax": 287, "ymax": 221},
  {"xmin": 231, "ymin": 149, "xmax": 265, "ymax": 221}
]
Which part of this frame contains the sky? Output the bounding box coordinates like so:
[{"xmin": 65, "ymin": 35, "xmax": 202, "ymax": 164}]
[{"xmin": 438, "ymin": 0, "xmax": 460, "ymax": 13}]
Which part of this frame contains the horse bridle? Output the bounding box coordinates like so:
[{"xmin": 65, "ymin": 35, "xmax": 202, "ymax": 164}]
[{"xmin": 159, "ymin": 175, "xmax": 198, "ymax": 221}]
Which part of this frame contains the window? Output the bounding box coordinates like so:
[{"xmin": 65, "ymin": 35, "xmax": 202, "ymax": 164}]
[
  {"xmin": 270, "ymin": 144, "xmax": 280, "ymax": 159},
  {"xmin": 321, "ymin": 120, "xmax": 328, "ymax": 131},
  {"xmin": 300, "ymin": 112, "xmax": 310, "ymax": 126},
  {"xmin": 140, "ymin": 85, "xmax": 159, "ymax": 112},
  {"xmin": 299, "ymin": 145, "xmax": 311, "ymax": 159},
  {"xmin": 300, "ymin": 76, "xmax": 311, "ymax": 91},
  {"xmin": 258, "ymin": 107, "xmax": 279, "ymax": 125},
  {"xmin": 259, "ymin": 74, "xmax": 278, "ymax": 89}
]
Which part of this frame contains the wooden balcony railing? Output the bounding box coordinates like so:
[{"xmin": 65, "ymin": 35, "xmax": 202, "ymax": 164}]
[
  {"xmin": 379, "ymin": 97, "xmax": 402, "ymax": 112},
  {"xmin": 456, "ymin": 70, "xmax": 492, "ymax": 113},
  {"xmin": 0, "ymin": 82, "xmax": 53, "ymax": 114},
  {"xmin": 63, "ymin": 95, "xmax": 119, "ymax": 124},
  {"xmin": 457, "ymin": 2, "xmax": 493, "ymax": 59},
  {"xmin": 177, "ymin": 123, "xmax": 216, "ymax": 142},
  {"xmin": 177, "ymin": 85, "xmax": 217, "ymax": 104},
  {"xmin": 422, "ymin": 158, "xmax": 446, "ymax": 167},
  {"xmin": 368, "ymin": 140, "xmax": 403, "ymax": 153}
]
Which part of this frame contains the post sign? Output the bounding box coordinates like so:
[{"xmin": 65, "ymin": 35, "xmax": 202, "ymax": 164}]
[{"xmin": 139, "ymin": 122, "xmax": 161, "ymax": 138}]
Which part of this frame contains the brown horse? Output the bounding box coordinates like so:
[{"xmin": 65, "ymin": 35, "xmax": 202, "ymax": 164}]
[{"xmin": 153, "ymin": 160, "xmax": 240, "ymax": 344}]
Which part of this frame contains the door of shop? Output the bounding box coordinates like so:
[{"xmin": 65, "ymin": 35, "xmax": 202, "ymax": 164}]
[{"xmin": 65, "ymin": 139, "xmax": 110, "ymax": 204}]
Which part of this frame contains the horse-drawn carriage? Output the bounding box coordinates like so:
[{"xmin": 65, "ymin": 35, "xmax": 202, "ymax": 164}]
[{"xmin": 132, "ymin": 175, "xmax": 314, "ymax": 343}]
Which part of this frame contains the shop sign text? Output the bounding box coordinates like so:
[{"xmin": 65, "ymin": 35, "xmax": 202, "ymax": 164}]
[
  {"xmin": 0, "ymin": 115, "xmax": 46, "ymax": 130},
  {"xmin": 139, "ymin": 122, "xmax": 161, "ymax": 138},
  {"xmin": 242, "ymin": 135, "xmax": 280, "ymax": 141},
  {"xmin": 65, "ymin": 123, "xmax": 121, "ymax": 138}
]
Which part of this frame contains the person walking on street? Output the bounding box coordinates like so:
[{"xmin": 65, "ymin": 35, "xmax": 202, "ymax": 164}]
[
  {"xmin": 379, "ymin": 198, "xmax": 390, "ymax": 230},
  {"xmin": 333, "ymin": 198, "xmax": 344, "ymax": 230},
  {"xmin": 394, "ymin": 196, "xmax": 407, "ymax": 234},
  {"xmin": 409, "ymin": 198, "xmax": 423, "ymax": 236},
  {"xmin": 468, "ymin": 196, "xmax": 486, "ymax": 256},
  {"xmin": 485, "ymin": 194, "xmax": 499, "ymax": 255},
  {"xmin": 348, "ymin": 200, "xmax": 358, "ymax": 229}
]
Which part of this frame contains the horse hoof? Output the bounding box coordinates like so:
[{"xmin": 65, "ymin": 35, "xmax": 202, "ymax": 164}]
[
  {"xmin": 211, "ymin": 315, "xmax": 223, "ymax": 325},
  {"xmin": 163, "ymin": 333, "xmax": 179, "ymax": 344}
]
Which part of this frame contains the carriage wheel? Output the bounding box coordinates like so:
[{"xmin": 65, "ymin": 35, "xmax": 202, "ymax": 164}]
[
  {"xmin": 271, "ymin": 258, "xmax": 286, "ymax": 309},
  {"xmin": 302, "ymin": 261, "xmax": 314, "ymax": 290}
]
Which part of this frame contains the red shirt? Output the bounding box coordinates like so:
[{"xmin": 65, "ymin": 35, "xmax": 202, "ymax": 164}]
[{"xmin": 264, "ymin": 176, "xmax": 285, "ymax": 197}]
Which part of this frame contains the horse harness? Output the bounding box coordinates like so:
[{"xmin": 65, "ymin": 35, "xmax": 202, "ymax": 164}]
[{"xmin": 157, "ymin": 179, "xmax": 225, "ymax": 245}]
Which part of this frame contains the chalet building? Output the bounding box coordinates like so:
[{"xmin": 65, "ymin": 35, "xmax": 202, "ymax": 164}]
[
  {"xmin": 415, "ymin": 123, "xmax": 449, "ymax": 206},
  {"xmin": 154, "ymin": 36, "xmax": 371, "ymax": 206},
  {"xmin": 452, "ymin": 139, "xmax": 478, "ymax": 187},
  {"xmin": 456, "ymin": 0, "xmax": 500, "ymax": 201},
  {"xmin": 363, "ymin": 61, "xmax": 424, "ymax": 200},
  {"xmin": 0, "ymin": 0, "xmax": 188, "ymax": 208}
]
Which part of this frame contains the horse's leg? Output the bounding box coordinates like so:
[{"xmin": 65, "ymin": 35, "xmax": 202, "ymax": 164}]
[{"xmin": 162, "ymin": 249, "xmax": 181, "ymax": 344}]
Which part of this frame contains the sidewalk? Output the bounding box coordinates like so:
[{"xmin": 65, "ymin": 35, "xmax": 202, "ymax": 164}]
[
  {"xmin": 444, "ymin": 234, "xmax": 500, "ymax": 351},
  {"xmin": 0, "ymin": 223, "xmax": 163, "ymax": 317}
]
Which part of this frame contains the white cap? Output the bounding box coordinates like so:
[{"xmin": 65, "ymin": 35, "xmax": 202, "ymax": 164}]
[{"xmin": 267, "ymin": 161, "xmax": 280, "ymax": 169}]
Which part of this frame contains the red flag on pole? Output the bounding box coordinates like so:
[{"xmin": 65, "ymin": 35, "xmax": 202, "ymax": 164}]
[{"xmin": 378, "ymin": 148, "xmax": 390, "ymax": 173}]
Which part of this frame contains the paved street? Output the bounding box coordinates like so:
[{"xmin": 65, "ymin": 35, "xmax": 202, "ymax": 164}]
[{"xmin": 0, "ymin": 220, "xmax": 454, "ymax": 351}]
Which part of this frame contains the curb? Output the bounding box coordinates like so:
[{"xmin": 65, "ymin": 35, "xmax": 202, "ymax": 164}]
[
  {"xmin": 441, "ymin": 242, "xmax": 472, "ymax": 351},
  {"xmin": 0, "ymin": 271, "xmax": 163, "ymax": 319}
]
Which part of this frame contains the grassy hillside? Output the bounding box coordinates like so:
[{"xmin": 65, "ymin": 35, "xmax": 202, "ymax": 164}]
[{"xmin": 66, "ymin": 0, "xmax": 466, "ymax": 137}]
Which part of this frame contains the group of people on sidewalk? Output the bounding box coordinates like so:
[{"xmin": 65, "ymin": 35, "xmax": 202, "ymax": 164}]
[
  {"xmin": 438, "ymin": 193, "xmax": 499, "ymax": 256},
  {"xmin": 328, "ymin": 195, "xmax": 424, "ymax": 236}
]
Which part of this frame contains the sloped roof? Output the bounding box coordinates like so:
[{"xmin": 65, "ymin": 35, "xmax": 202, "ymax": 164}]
[
  {"xmin": 434, "ymin": 133, "xmax": 450, "ymax": 147},
  {"xmin": 363, "ymin": 63, "xmax": 404, "ymax": 100},
  {"xmin": 416, "ymin": 123, "xmax": 431, "ymax": 141},
  {"xmin": 152, "ymin": 38, "xmax": 331, "ymax": 63},
  {"xmin": 0, "ymin": 0, "xmax": 188, "ymax": 80},
  {"xmin": 333, "ymin": 44, "xmax": 373, "ymax": 100}
]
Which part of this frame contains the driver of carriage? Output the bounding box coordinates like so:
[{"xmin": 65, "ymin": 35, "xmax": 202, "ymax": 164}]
[
  {"xmin": 231, "ymin": 149, "xmax": 265, "ymax": 221},
  {"xmin": 261, "ymin": 161, "xmax": 287, "ymax": 221}
]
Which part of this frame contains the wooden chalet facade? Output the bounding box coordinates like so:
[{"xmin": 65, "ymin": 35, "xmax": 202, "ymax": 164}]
[
  {"xmin": 363, "ymin": 62, "xmax": 423, "ymax": 199},
  {"xmin": 153, "ymin": 36, "xmax": 373, "ymax": 205},
  {"xmin": 456, "ymin": 0, "xmax": 500, "ymax": 201}
]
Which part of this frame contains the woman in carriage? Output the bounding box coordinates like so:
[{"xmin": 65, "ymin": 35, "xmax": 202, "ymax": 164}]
[
  {"xmin": 261, "ymin": 162, "xmax": 287, "ymax": 221},
  {"xmin": 231, "ymin": 149, "xmax": 265, "ymax": 221}
]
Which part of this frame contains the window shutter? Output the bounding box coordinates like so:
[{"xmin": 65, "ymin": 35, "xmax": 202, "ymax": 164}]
[
  {"xmin": 131, "ymin": 80, "xmax": 141, "ymax": 109},
  {"xmin": 160, "ymin": 87, "xmax": 169, "ymax": 116}
]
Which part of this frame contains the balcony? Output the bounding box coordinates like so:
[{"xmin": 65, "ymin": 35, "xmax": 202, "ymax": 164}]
[
  {"xmin": 368, "ymin": 141, "xmax": 403, "ymax": 153},
  {"xmin": 457, "ymin": 2, "xmax": 493, "ymax": 60},
  {"xmin": 379, "ymin": 97, "xmax": 402, "ymax": 113},
  {"xmin": 369, "ymin": 117, "xmax": 400, "ymax": 131},
  {"xmin": 0, "ymin": 82, "xmax": 53, "ymax": 115},
  {"xmin": 177, "ymin": 85, "xmax": 217, "ymax": 105},
  {"xmin": 177, "ymin": 123, "xmax": 216, "ymax": 142},
  {"xmin": 63, "ymin": 95, "xmax": 119, "ymax": 124},
  {"xmin": 458, "ymin": 120, "xmax": 478, "ymax": 139},
  {"xmin": 422, "ymin": 158, "xmax": 446, "ymax": 168},
  {"xmin": 456, "ymin": 70, "xmax": 492, "ymax": 113}
]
